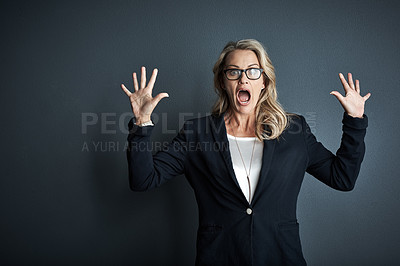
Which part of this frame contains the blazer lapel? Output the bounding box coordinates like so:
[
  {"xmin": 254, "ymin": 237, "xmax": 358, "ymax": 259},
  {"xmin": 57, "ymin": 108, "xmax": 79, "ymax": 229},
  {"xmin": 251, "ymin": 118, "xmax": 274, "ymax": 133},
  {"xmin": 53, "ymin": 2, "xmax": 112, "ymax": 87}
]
[
  {"xmin": 209, "ymin": 114, "xmax": 241, "ymax": 189},
  {"xmin": 252, "ymin": 134, "xmax": 276, "ymax": 204}
]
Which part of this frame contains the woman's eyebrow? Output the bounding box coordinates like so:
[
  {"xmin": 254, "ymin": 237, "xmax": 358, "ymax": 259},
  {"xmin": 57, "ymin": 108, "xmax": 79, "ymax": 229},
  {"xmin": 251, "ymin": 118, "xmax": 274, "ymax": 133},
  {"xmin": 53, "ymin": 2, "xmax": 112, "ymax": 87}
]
[
  {"xmin": 225, "ymin": 63, "xmax": 260, "ymax": 68},
  {"xmin": 225, "ymin": 64, "xmax": 240, "ymax": 68}
]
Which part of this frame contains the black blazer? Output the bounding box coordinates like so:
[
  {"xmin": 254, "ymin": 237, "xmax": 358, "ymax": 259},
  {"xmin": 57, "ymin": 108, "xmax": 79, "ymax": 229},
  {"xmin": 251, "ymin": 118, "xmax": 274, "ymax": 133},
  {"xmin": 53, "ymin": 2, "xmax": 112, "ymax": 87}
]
[{"xmin": 126, "ymin": 113, "xmax": 368, "ymax": 265}]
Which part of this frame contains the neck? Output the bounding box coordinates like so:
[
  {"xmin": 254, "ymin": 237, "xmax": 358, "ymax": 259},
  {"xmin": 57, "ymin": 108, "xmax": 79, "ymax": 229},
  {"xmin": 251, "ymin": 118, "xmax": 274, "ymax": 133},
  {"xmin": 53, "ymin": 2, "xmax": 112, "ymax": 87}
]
[{"xmin": 225, "ymin": 110, "xmax": 257, "ymax": 137}]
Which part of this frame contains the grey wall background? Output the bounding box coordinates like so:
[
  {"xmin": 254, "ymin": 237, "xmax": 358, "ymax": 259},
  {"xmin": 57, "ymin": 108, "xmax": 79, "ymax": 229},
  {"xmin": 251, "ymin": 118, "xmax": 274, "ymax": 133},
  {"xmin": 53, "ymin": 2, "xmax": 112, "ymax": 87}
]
[{"xmin": 1, "ymin": 0, "xmax": 399, "ymax": 265}]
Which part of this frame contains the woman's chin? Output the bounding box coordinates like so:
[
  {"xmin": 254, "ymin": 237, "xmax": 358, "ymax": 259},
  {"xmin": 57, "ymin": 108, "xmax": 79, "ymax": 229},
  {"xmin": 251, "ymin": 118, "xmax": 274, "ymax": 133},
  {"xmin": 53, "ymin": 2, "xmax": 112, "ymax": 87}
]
[{"xmin": 233, "ymin": 101, "xmax": 255, "ymax": 114}]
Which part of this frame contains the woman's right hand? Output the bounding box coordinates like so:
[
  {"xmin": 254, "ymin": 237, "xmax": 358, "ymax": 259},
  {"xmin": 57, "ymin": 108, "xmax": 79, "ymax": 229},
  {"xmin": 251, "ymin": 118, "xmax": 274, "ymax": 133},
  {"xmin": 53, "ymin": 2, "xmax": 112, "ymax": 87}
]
[{"xmin": 121, "ymin": 66, "xmax": 169, "ymax": 125}]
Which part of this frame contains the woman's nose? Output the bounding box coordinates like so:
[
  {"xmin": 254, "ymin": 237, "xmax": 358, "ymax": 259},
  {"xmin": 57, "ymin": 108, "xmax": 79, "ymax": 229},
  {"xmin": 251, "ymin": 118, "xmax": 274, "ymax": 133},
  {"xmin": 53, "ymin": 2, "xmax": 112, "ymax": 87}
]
[{"xmin": 239, "ymin": 71, "xmax": 249, "ymax": 84}]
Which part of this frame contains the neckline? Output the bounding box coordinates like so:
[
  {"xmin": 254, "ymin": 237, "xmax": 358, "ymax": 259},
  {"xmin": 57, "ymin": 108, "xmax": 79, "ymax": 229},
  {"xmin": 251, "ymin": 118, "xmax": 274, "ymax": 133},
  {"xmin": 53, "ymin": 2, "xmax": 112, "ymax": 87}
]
[{"xmin": 227, "ymin": 133, "xmax": 258, "ymax": 141}]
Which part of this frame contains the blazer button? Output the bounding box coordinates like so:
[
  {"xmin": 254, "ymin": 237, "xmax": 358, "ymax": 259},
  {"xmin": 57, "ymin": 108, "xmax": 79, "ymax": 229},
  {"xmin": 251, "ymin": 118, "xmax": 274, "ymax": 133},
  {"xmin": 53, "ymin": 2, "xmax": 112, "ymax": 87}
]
[{"xmin": 246, "ymin": 208, "xmax": 252, "ymax": 215}]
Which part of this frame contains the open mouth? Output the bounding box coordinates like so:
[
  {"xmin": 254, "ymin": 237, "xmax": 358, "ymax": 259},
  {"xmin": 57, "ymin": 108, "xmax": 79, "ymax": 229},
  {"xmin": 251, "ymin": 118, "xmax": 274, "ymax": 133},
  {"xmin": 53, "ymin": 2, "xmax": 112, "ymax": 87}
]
[{"xmin": 237, "ymin": 89, "xmax": 251, "ymax": 105}]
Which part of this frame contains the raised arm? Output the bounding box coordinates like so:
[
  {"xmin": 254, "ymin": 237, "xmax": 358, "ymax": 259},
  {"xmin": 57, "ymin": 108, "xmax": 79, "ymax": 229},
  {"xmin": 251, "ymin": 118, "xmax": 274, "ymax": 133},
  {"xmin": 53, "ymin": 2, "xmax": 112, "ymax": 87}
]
[
  {"xmin": 305, "ymin": 73, "xmax": 371, "ymax": 191},
  {"xmin": 121, "ymin": 67, "xmax": 187, "ymax": 191}
]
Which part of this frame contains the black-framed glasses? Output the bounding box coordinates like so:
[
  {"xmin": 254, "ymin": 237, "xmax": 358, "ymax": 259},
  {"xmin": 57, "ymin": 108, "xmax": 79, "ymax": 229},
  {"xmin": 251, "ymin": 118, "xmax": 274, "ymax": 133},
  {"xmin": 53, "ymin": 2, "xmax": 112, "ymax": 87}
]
[{"xmin": 223, "ymin": 68, "xmax": 264, "ymax": 80}]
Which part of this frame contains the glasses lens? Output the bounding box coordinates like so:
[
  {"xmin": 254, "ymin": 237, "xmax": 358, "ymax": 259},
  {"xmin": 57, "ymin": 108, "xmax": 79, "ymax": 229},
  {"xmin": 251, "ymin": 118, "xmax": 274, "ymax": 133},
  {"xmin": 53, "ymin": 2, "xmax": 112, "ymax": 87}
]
[
  {"xmin": 246, "ymin": 68, "xmax": 261, "ymax": 79},
  {"xmin": 226, "ymin": 69, "xmax": 241, "ymax": 80}
]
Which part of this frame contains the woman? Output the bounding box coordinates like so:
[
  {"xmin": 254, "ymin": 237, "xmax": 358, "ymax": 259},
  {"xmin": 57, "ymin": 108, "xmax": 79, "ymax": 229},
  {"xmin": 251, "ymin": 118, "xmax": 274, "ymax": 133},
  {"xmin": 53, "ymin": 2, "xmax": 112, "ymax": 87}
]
[{"xmin": 121, "ymin": 39, "xmax": 370, "ymax": 265}]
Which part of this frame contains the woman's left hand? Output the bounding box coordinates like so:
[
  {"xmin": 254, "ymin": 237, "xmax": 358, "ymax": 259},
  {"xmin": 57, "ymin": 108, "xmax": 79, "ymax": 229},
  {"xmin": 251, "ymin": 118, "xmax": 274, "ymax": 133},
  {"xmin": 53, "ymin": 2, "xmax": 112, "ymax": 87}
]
[{"xmin": 330, "ymin": 73, "xmax": 371, "ymax": 118}]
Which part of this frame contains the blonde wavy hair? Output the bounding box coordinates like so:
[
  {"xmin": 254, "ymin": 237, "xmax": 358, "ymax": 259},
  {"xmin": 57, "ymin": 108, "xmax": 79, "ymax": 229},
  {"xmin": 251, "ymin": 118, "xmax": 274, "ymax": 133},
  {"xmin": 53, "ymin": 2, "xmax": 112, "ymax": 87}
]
[{"xmin": 212, "ymin": 39, "xmax": 289, "ymax": 140}]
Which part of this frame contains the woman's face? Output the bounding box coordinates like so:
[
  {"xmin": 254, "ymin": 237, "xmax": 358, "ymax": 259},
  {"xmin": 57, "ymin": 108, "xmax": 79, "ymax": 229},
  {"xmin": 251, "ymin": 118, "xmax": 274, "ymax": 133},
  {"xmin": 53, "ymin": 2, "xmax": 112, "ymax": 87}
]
[{"xmin": 223, "ymin": 49, "xmax": 265, "ymax": 116}]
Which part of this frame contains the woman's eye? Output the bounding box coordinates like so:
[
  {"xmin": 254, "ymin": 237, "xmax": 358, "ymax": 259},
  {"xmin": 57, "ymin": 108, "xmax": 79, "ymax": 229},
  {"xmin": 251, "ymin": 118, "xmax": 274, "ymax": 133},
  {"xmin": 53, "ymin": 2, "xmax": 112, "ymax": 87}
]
[{"xmin": 229, "ymin": 70, "xmax": 240, "ymax": 76}]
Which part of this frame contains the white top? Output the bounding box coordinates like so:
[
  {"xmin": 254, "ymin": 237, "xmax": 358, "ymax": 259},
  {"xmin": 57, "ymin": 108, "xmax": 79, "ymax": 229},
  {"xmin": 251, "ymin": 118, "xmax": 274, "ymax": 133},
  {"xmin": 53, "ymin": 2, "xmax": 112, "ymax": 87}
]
[{"xmin": 227, "ymin": 133, "xmax": 264, "ymax": 203}]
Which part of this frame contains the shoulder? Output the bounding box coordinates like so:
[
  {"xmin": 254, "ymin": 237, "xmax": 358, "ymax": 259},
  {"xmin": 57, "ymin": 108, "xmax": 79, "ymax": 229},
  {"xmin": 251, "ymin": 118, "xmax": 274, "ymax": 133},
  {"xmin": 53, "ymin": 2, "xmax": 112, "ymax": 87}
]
[
  {"xmin": 281, "ymin": 113, "xmax": 310, "ymax": 137},
  {"xmin": 287, "ymin": 113, "xmax": 306, "ymax": 128},
  {"xmin": 287, "ymin": 113, "xmax": 303, "ymax": 123}
]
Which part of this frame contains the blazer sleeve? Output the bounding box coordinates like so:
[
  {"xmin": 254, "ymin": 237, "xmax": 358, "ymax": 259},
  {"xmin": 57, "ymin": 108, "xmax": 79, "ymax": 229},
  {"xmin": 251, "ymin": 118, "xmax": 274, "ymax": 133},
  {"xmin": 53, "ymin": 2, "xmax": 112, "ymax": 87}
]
[
  {"xmin": 303, "ymin": 112, "xmax": 368, "ymax": 191},
  {"xmin": 126, "ymin": 118, "xmax": 188, "ymax": 191}
]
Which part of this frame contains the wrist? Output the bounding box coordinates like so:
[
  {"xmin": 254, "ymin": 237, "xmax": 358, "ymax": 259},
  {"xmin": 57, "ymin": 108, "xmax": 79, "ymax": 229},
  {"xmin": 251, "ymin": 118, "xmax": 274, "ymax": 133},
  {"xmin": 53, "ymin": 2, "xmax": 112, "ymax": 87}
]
[
  {"xmin": 347, "ymin": 112, "xmax": 364, "ymax": 119},
  {"xmin": 137, "ymin": 120, "xmax": 154, "ymax": 127},
  {"xmin": 135, "ymin": 117, "xmax": 152, "ymax": 126}
]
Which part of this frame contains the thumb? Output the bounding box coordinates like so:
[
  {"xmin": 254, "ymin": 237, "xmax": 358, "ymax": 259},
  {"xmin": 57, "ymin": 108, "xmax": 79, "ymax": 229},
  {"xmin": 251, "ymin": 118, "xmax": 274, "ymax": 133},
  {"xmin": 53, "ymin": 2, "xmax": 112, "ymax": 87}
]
[
  {"xmin": 153, "ymin": 92, "xmax": 169, "ymax": 105},
  {"xmin": 330, "ymin": 91, "xmax": 344, "ymax": 102}
]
